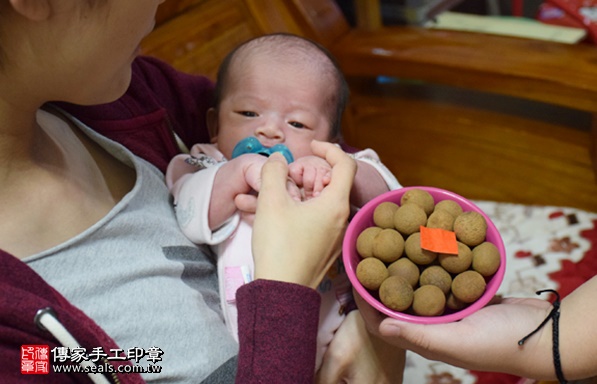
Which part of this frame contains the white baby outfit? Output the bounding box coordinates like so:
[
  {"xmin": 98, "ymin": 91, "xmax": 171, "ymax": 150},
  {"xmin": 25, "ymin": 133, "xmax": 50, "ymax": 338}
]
[{"xmin": 166, "ymin": 143, "xmax": 401, "ymax": 369}]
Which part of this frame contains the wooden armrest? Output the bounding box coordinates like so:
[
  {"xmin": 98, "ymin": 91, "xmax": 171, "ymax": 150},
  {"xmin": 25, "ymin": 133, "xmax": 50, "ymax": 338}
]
[
  {"xmin": 327, "ymin": 26, "xmax": 597, "ymax": 182},
  {"xmin": 331, "ymin": 27, "xmax": 597, "ymax": 113}
]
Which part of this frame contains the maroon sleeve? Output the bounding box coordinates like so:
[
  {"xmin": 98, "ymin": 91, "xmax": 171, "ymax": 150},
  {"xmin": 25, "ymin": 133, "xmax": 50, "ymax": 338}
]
[
  {"xmin": 0, "ymin": 251, "xmax": 145, "ymax": 384},
  {"xmin": 235, "ymin": 279, "xmax": 320, "ymax": 383}
]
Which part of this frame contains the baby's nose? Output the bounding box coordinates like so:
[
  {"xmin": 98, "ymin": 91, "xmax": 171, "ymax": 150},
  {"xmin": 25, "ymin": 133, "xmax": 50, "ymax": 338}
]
[{"xmin": 256, "ymin": 121, "xmax": 284, "ymax": 140}]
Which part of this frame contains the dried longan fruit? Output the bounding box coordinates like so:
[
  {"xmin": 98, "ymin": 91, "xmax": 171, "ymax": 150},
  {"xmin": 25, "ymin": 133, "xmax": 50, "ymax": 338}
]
[
  {"xmin": 404, "ymin": 232, "xmax": 437, "ymax": 265},
  {"xmin": 356, "ymin": 257, "xmax": 388, "ymax": 290},
  {"xmin": 372, "ymin": 228, "xmax": 404, "ymax": 263},
  {"xmin": 387, "ymin": 257, "xmax": 420, "ymax": 288},
  {"xmin": 400, "ymin": 189, "xmax": 435, "ymax": 216},
  {"xmin": 379, "ymin": 276, "xmax": 414, "ymax": 312},
  {"xmin": 452, "ymin": 270, "xmax": 486, "ymax": 303},
  {"xmin": 434, "ymin": 199, "xmax": 463, "ymax": 218},
  {"xmin": 446, "ymin": 292, "xmax": 467, "ymax": 311},
  {"xmin": 373, "ymin": 201, "xmax": 399, "ymax": 229},
  {"xmin": 412, "ymin": 285, "xmax": 446, "ymax": 316},
  {"xmin": 453, "ymin": 211, "xmax": 487, "ymax": 247},
  {"xmin": 356, "ymin": 227, "xmax": 382, "ymax": 258},
  {"xmin": 393, "ymin": 203, "xmax": 427, "ymax": 236},
  {"xmin": 419, "ymin": 265, "xmax": 452, "ymax": 295},
  {"xmin": 426, "ymin": 209, "xmax": 455, "ymax": 231},
  {"xmin": 438, "ymin": 241, "xmax": 472, "ymax": 274},
  {"xmin": 472, "ymin": 242, "xmax": 501, "ymax": 277}
]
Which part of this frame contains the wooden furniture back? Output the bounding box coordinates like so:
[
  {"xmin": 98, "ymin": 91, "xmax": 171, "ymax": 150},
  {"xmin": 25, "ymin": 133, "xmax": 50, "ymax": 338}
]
[
  {"xmin": 142, "ymin": 0, "xmax": 262, "ymax": 79},
  {"xmin": 283, "ymin": 0, "xmax": 597, "ymax": 112},
  {"xmin": 141, "ymin": 0, "xmax": 597, "ymax": 212}
]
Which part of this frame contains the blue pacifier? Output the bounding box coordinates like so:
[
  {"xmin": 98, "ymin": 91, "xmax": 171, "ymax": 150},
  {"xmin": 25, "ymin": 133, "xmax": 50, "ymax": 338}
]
[{"xmin": 231, "ymin": 136, "xmax": 294, "ymax": 163}]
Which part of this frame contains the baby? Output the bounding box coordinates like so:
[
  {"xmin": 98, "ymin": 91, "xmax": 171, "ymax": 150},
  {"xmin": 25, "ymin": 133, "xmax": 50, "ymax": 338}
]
[{"xmin": 166, "ymin": 33, "xmax": 400, "ymax": 368}]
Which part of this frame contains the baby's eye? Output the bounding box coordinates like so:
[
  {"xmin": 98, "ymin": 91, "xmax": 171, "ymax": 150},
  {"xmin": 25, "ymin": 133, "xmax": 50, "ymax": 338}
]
[
  {"xmin": 289, "ymin": 121, "xmax": 305, "ymax": 129},
  {"xmin": 238, "ymin": 111, "xmax": 257, "ymax": 117}
]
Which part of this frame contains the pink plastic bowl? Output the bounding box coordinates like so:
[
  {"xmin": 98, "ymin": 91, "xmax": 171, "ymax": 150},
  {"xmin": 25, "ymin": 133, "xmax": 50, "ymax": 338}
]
[{"xmin": 343, "ymin": 186, "xmax": 506, "ymax": 324}]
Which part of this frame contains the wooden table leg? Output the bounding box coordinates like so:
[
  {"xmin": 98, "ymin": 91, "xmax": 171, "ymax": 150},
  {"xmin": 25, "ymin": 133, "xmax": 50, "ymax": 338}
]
[{"xmin": 354, "ymin": 0, "xmax": 382, "ymax": 30}]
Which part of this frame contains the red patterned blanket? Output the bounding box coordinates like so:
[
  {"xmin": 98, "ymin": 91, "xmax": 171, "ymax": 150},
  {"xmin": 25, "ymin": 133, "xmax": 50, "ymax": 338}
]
[{"xmin": 403, "ymin": 201, "xmax": 597, "ymax": 384}]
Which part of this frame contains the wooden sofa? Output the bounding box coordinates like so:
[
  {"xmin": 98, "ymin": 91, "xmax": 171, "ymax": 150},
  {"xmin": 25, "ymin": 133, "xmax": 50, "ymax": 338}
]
[{"xmin": 141, "ymin": 0, "xmax": 597, "ymax": 213}]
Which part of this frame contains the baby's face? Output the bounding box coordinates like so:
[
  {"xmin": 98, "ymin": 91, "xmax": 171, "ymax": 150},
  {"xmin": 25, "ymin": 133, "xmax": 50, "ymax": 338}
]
[{"xmin": 213, "ymin": 55, "xmax": 334, "ymax": 160}]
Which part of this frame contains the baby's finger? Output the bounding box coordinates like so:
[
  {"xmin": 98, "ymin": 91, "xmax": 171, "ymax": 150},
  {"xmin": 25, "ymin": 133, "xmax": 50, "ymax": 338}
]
[
  {"xmin": 310, "ymin": 141, "xmax": 356, "ymax": 199},
  {"xmin": 288, "ymin": 163, "xmax": 303, "ymax": 185},
  {"xmin": 322, "ymin": 170, "xmax": 331, "ymax": 186},
  {"xmin": 301, "ymin": 167, "xmax": 317, "ymax": 197},
  {"xmin": 235, "ymin": 193, "xmax": 258, "ymax": 214},
  {"xmin": 286, "ymin": 179, "xmax": 302, "ymax": 202},
  {"xmin": 311, "ymin": 168, "xmax": 328, "ymax": 196}
]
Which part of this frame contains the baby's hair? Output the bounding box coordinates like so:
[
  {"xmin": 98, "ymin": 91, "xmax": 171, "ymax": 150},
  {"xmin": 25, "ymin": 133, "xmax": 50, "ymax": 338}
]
[
  {"xmin": 213, "ymin": 33, "xmax": 349, "ymax": 141},
  {"xmin": 0, "ymin": 2, "xmax": 11, "ymax": 68}
]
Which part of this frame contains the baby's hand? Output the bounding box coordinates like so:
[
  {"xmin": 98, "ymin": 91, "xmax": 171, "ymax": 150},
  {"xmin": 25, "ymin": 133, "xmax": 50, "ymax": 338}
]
[
  {"xmin": 234, "ymin": 154, "xmax": 301, "ymax": 214},
  {"xmin": 237, "ymin": 154, "xmax": 268, "ymax": 193},
  {"xmin": 288, "ymin": 155, "xmax": 332, "ymax": 199}
]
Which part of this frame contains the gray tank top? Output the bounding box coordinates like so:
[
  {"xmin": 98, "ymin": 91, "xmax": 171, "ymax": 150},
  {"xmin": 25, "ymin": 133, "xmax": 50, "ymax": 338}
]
[{"xmin": 25, "ymin": 114, "xmax": 238, "ymax": 383}]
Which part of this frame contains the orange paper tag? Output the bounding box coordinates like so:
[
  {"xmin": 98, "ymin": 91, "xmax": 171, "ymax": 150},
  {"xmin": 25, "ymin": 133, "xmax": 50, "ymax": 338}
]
[{"xmin": 419, "ymin": 226, "xmax": 459, "ymax": 254}]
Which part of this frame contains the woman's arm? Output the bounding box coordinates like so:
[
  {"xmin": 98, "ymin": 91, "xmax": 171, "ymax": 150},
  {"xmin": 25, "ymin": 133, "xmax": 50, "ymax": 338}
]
[
  {"xmin": 316, "ymin": 310, "xmax": 405, "ymax": 384},
  {"xmin": 236, "ymin": 280, "xmax": 321, "ymax": 384},
  {"xmin": 357, "ymin": 275, "xmax": 597, "ymax": 381},
  {"xmin": 235, "ymin": 141, "xmax": 356, "ymax": 383}
]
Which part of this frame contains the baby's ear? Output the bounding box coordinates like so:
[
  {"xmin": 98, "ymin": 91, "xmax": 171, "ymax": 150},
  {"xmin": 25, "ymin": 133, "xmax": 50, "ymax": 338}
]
[
  {"xmin": 10, "ymin": 0, "xmax": 51, "ymax": 21},
  {"xmin": 206, "ymin": 108, "xmax": 219, "ymax": 144}
]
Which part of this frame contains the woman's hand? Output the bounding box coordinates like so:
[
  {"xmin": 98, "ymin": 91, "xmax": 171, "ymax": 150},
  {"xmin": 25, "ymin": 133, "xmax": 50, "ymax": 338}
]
[
  {"xmin": 355, "ymin": 291, "xmax": 558, "ymax": 379},
  {"xmin": 251, "ymin": 140, "xmax": 356, "ymax": 289},
  {"xmin": 316, "ymin": 310, "xmax": 405, "ymax": 384}
]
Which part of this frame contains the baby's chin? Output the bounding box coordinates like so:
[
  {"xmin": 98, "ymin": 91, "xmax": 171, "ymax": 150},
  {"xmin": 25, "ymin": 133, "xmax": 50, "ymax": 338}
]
[{"xmin": 292, "ymin": 150, "xmax": 315, "ymax": 159}]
